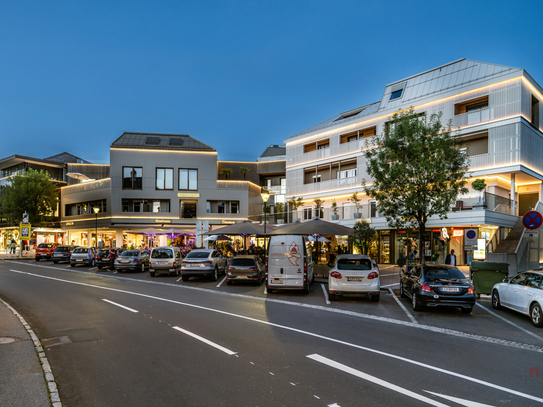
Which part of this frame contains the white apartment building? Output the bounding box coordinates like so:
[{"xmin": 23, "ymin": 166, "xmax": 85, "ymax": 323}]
[{"xmin": 284, "ymin": 59, "xmax": 543, "ymax": 266}]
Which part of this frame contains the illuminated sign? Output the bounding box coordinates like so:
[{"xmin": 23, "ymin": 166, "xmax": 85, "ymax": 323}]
[
  {"xmin": 154, "ymin": 219, "xmax": 172, "ymax": 223},
  {"xmin": 177, "ymin": 193, "xmax": 200, "ymax": 198},
  {"xmin": 452, "ymin": 229, "xmax": 464, "ymax": 237},
  {"xmin": 19, "ymin": 223, "xmax": 31, "ymax": 240},
  {"xmin": 65, "ymin": 222, "xmax": 75, "ymax": 226},
  {"xmin": 221, "ymin": 220, "xmax": 236, "ymax": 224}
]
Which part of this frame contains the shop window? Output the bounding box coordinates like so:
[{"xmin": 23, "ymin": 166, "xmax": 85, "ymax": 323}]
[
  {"xmin": 454, "ymin": 96, "xmax": 489, "ymax": 115},
  {"xmin": 156, "ymin": 168, "xmax": 173, "ymax": 190},
  {"xmin": 123, "ymin": 167, "xmax": 143, "ymax": 189},
  {"xmin": 180, "ymin": 200, "xmax": 197, "ymax": 219},
  {"xmin": 531, "ymin": 95, "xmax": 540, "ymax": 128},
  {"xmin": 179, "ymin": 169, "xmax": 198, "ymax": 191}
]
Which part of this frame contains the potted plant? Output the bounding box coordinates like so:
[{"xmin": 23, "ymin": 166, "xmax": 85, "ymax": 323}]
[
  {"xmin": 288, "ymin": 197, "xmax": 304, "ymax": 222},
  {"xmin": 331, "ymin": 199, "xmax": 340, "ymax": 220},
  {"xmin": 219, "ymin": 168, "xmax": 232, "ymax": 179},
  {"xmin": 276, "ymin": 202, "xmax": 285, "ymax": 224},
  {"xmin": 313, "ymin": 198, "xmax": 324, "ymax": 219},
  {"xmin": 348, "ymin": 192, "xmax": 363, "ymax": 218},
  {"xmin": 472, "ymin": 179, "xmax": 487, "ymax": 209}
]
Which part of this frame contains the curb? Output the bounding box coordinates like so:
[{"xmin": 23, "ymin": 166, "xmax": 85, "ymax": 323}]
[{"xmin": 0, "ymin": 298, "xmax": 62, "ymax": 407}]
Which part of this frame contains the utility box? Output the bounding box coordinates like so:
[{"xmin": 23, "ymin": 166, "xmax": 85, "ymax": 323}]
[{"xmin": 470, "ymin": 261, "xmax": 509, "ymax": 296}]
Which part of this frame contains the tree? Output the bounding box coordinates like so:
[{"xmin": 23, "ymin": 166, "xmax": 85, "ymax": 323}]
[
  {"xmin": 239, "ymin": 167, "xmax": 250, "ymax": 180},
  {"xmin": 313, "ymin": 198, "xmax": 324, "ymax": 218},
  {"xmin": 0, "ymin": 169, "xmax": 60, "ymax": 226},
  {"xmin": 348, "ymin": 220, "xmax": 376, "ymax": 255},
  {"xmin": 362, "ymin": 108, "xmax": 469, "ymax": 265},
  {"xmin": 288, "ymin": 196, "xmax": 304, "ymax": 212},
  {"xmin": 219, "ymin": 168, "xmax": 232, "ymax": 179},
  {"xmin": 472, "ymin": 178, "xmax": 486, "ymax": 202}
]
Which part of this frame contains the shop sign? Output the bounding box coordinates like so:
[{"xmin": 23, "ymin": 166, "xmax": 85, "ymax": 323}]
[
  {"xmin": 177, "ymin": 193, "xmax": 200, "ymax": 198},
  {"xmin": 221, "ymin": 220, "xmax": 236, "ymax": 224},
  {"xmin": 154, "ymin": 219, "xmax": 172, "ymax": 224},
  {"xmin": 452, "ymin": 229, "xmax": 464, "ymax": 237},
  {"xmin": 20, "ymin": 223, "xmax": 31, "ymax": 240},
  {"xmin": 65, "ymin": 222, "xmax": 75, "ymax": 226}
]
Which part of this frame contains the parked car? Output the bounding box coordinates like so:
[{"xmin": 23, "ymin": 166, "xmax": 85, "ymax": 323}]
[
  {"xmin": 149, "ymin": 246, "xmax": 182, "ymax": 277},
  {"xmin": 115, "ymin": 250, "xmax": 150, "ymax": 272},
  {"xmin": 266, "ymin": 235, "xmax": 314, "ymax": 294},
  {"xmin": 52, "ymin": 246, "xmax": 79, "ymax": 264},
  {"xmin": 95, "ymin": 248, "xmax": 124, "ymax": 270},
  {"xmin": 226, "ymin": 255, "xmax": 265, "ymax": 285},
  {"xmin": 492, "ymin": 270, "xmax": 543, "ymax": 327},
  {"xmin": 35, "ymin": 243, "xmax": 60, "ymax": 261},
  {"xmin": 70, "ymin": 247, "xmax": 97, "ymax": 267},
  {"xmin": 328, "ymin": 254, "xmax": 380, "ymax": 302},
  {"xmin": 181, "ymin": 249, "xmax": 228, "ymax": 281},
  {"xmin": 400, "ymin": 264, "xmax": 476, "ymax": 313}
]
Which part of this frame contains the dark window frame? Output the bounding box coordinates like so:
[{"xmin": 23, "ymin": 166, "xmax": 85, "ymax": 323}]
[
  {"xmin": 178, "ymin": 168, "xmax": 198, "ymax": 191},
  {"xmin": 123, "ymin": 166, "xmax": 143, "ymax": 190},
  {"xmin": 156, "ymin": 167, "xmax": 174, "ymax": 191}
]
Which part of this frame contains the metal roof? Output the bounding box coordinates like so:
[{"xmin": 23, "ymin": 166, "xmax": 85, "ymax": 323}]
[{"xmin": 111, "ymin": 132, "xmax": 216, "ymax": 152}]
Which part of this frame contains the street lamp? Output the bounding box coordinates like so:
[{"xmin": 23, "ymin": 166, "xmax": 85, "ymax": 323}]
[
  {"xmin": 93, "ymin": 207, "xmax": 100, "ymax": 248},
  {"xmin": 261, "ymin": 189, "xmax": 270, "ymax": 234}
]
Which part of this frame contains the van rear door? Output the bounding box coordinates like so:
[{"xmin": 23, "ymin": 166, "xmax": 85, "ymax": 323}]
[{"xmin": 269, "ymin": 236, "xmax": 305, "ymax": 288}]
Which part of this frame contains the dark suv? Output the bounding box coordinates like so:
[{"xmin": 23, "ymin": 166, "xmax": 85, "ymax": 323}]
[
  {"xmin": 52, "ymin": 246, "xmax": 78, "ymax": 264},
  {"xmin": 35, "ymin": 243, "xmax": 60, "ymax": 261},
  {"xmin": 400, "ymin": 264, "xmax": 476, "ymax": 314}
]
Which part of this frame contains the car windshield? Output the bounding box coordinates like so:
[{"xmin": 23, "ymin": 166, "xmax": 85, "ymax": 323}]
[
  {"xmin": 121, "ymin": 251, "xmax": 140, "ymax": 257},
  {"xmin": 38, "ymin": 243, "xmax": 54, "ymax": 248},
  {"xmin": 72, "ymin": 248, "xmax": 88, "ymax": 254},
  {"xmin": 55, "ymin": 247, "xmax": 71, "ymax": 252},
  {"xmin": 151, "ymin": 249, "xmax": 174, "ymax": 259},
  {"xmin": 186, "ymin": 251, "xmax": 210, "ymax": 259},
  {"xmin": 98, "ymin": 250, "xmax": 109, "ymax": 256},
  {"xmin": 230, "ymin": 258, "xmax": 256, "ymax": 267},
  {"xmin": 337, "ymin": 259, "xmax": 372, "ymax": 270},
  {"xmin": 424, "ymin": 267, "xmax": 466, "ymax": 281}
]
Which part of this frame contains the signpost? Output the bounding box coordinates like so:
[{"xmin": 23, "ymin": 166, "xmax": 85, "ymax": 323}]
[{"xmin": 522, "ymin": 210, "xmax": 542, "ymax": 270}]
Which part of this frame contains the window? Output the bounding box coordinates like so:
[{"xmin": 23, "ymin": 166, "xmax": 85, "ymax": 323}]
[
  {"xmin": 230, "ymin": 202, "xmax": 239, "ymax": 214},
  {"xmin": 524, "ymin": 273, "xmax": 542, "ymax": 289},
  {"xmin": 510, "ymin": 273, "xmax": 527, "ymax": 285},
  {"xmin": 370, "ymin": 202, "xmax": 377, "ymax": 218},
  {"xmin": 304, "ymin": 138, "xmax": 330, "ymax": 153},
  {"xmin": 531, "ymin": 95, "xmax": 540, "ymax": 128},
  {"xmin": 317, "ymin": 139, "xmax": 330, "ymax": 149},
  {"xmin": 337, "ymin": 169, "xmax": 356, "ymax": 179},
  {"xmin": 454, "ymin": 96, "xmax": 489, "ymax": 115},
  {"xmin": 313, "ymin": 175, "xmax": 321, "ymax": 183},
  {"xmin": 179, "ymin": 169, "xmax": 198, "ymax": 190},
  {"xmin": 65, "ymin": 200, "xmax": 107, "ymax": 216},
  {"xmin": 122, "ymin": 199, "xmax": 170, "ymax": 213},
  {"xmin": 123, "ymin": 167, "xmax": 143, "ymax": 189},
  {"xmin": 156, "ymin": 168, "xmax": 173, "ymax": 190},
  {"xmin": 303, "ymin": 208, "xmax": 312, "ymax": 220},
  {"xmin": 206, "ymin": 200, "xmax": 240, "ymax": 214},
  {"xmin": 390, "ymin": 89, "xmax": 403, "ymax": 100},
  {"xmin": 180, "ymin": 200, "xmax": 197, "ymax": 218}
]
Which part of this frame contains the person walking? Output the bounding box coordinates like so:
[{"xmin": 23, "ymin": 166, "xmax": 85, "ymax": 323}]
[
  {"xmin": 445, "ymin": 249, "xmax": 457, "ymax": 266},
  {"xmin": 10, "ymin": 238, "xmax": 16, "ymax": 254},
  {"xmin": 108, "ymin": 248, "xmax": 117, "ymax": 271}
]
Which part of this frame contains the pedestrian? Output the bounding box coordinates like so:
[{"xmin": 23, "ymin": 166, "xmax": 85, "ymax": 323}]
[
  {"xmin": 108, "ymin": 247, "xmax": 117, "ymax": 270},
  {"xmin": 397, "ymin": 253, "xmax": 406, "ymax": 270},
  {"xmin": 10, "ymin": 238, "xmax": 16, "ymax": 254},
  {"xmin": 445, "ymin": 249, "xmax": 456, "ymax": 266}
]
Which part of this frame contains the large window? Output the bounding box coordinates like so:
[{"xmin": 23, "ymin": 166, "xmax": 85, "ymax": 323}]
[
  {"xmin": 123, "ymin": 167, "xmax": 143, "ymax": 189},
  {"xmin": 206, "ymin": 200, "xmax": 240, "ymax": 214},
  {"xmin": 532, "ymin": 95, "xmax": 540, "ymax": 129},
  {"xmin": 65, "ymin": 200, "xmax": 107, "ymax": 216},
  {"xmin": 179, "ymin": 169, "xmax": 198, "ymax": 190},
  {"xmin": 122, "ymin": 199, "xmax": 170, "ymax": 213},
  {"xmin": 180, "ymin": 200, "xmax": 197, "ymax": 218},
  {"xmin": 156, "ymin": 168, "xmax": 173, "ymax": 190}
]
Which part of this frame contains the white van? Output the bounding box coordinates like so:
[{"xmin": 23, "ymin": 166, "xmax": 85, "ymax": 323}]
[
  {"xmin": 266, "ymin": 235, "xmax": 314, "ymax": 294},
  {"xmin": 149, "ymin": 246, "xmax": 182, "ymax": 277}
]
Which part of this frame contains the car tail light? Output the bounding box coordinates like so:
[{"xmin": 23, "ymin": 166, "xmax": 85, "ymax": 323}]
[
  {"xmin": 330, "ymin": 271, "xmax": 342, "ymax": 279},
  {"xmin": 421, "ymin": 283, "xmax": 432, "ymax": 293},
  {"xmin": 468, "ymin": 285, "xmax": 475, "ymax": 294},
  {"xmin": 249, "ymin": 267, "xmax": 258, "ymax": 270},
  {"xmin": 228, "ymin": 266, "xmax": 235, "ymax": 271},
  {"xmin": 367, "ymin": 272, "xmax": 378, "ymax": 279},
  {"xmin": 173, "ymin": 262, "xmax": 176, "ymax": 267},
  {"xmin": 132, "ymin": 259, "xmax": 138, "ymax": 263}
]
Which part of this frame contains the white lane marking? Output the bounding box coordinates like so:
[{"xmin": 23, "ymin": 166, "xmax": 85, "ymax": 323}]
[
  {"xmin": 314, "ymin": 395, "xmax": 320, "ymax": 399},
  {"xmin": 102, "ymin": 299, "xmax": 139, "ymax": 313},
  {"xmin": 290, "ymin": 382, "xmax": 296, "ymax": 386},
  {"xmin": 381, "ymin": 283, "xmax": 400, "ymax": 287},
  {"xmin": 424, "ymin": 391, "xmax": 495, "ymax": 406},
  {"xmin": 389, "ymin": 288, "xmax": 417, "ymax": 324},
  {"xmin": 216, "ymin": 276, "xmax": 227, "ymax": 288},
  {"xmin": 321, "ymin": 284, "xmax": 331, "ymax": 305},
  {"xmin": 172, "ymin": 326, "xmax": 236, "ymax": 355},
  {"xmin": 264, "ymin": 285, "xmax": 268, "ymax": 295},
  {"xmin": 475, "ymin": 303, "xmax": 543, "ymax": 342},
  {"xmin": 328, "ymin": 404, "xmax": 341, "ymax": 407},
  {"xmin": 89, "ymin": 267, "xmax": 97, "ymax": 271},
  {"xmin": 269, "ymin": 372, "xmax": 274, "ymax": 376},
  {"xmin": 308, "ymin": 354, "xmax": 448, "ymax": 407},
  {"xmin": 5, "ymin": 271, "xmax": 543, "ymax": 403},
  {"xmin": 7, "ymin": 267, "xmax": 543, "ymax": 353},
  {"xmin": 176, "ymin": 277, "xmax": 183, "ymax": 282}
]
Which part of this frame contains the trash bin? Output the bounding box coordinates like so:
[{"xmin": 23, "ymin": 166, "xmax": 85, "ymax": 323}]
[{"xmin": 470, "ymin": 261, "xmax": 509, "ymax": 296}]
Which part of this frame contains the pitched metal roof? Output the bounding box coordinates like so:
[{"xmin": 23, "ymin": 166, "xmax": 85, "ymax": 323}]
[{"xmin": 111, "ymin": 132, "xmax": 215, "ymax": 152}]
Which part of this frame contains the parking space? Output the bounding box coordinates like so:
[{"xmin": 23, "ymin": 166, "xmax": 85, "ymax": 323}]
[{"xmin": 16, "ymin": 259, "xmax": 543, "ymax": 347}]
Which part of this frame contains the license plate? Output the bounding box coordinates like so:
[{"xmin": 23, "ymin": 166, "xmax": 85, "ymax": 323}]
[
  {"xmin": 237, "ymin": 276, "xmax": 247, "ymax": 279},
  {"xmin": 442, "ymin": 287, "xmax": 459, "ymax": 292},
  {"xmin": 77, "ymin": 259, "xmax": 84, "ymax": 262},
  {"xmin": 347, "ymin": 277, "xmax": 364, "ymax": 281},
  {"xmin": 272, "ymin": 278, "xmax": 283, "ymax": 284}
]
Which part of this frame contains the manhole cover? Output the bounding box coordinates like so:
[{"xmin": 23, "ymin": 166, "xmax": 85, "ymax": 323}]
[
  {"xmin": 0, "ymin": 337, "xmax": 20, "ymax": 345},
  {"xmin": 42, "ymin": 336, "xmax": 72, "ymax": 347}
]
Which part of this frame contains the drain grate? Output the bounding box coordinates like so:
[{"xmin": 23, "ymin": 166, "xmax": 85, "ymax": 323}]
[
  {"xmin": 41, "ymin": 336, "xmax": 72, "ymax": 347},
  {"xmin": 0, "ymin": 337, "xmax": 20, "ymax": 345}
]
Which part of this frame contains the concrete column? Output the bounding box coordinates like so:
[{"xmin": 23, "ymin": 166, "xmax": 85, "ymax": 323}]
[
  {"xmin": 86, "ymin": 230, "xmax": 92, "ymax": 247},
  {"xmin": 540, "ymin": 181, "xmax": 543, "ymax": 204},
  {"xmin": 511, "ymin": 174, "xmax": 516, "ymax": 216},
  {"xmin": 116, "ymin": 230, "xmax": 124, "ymax": 249}
]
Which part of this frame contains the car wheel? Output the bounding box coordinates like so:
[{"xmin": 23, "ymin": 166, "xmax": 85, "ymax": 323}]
[
  {"xmin": 91, "ymin": 259, "xmax": 96, "ymax": 267},
  {"xmin": 35, "ymin": 257, "xmax": 40, "ymax": 262},
  {"xmin": 412, "ymin": 292, "xmax": 422, "ymax": 311},
  {"xmin": 210, "ymin": 267, "xmax": 218, "ymax": 281},
  {"xmin": 328, "ymin": 292, "xmax": 336, "ymax": 301},
  {"xmin": 400, "ymin": 284, "xmax": 407, "ymax": 298},
  {"xmin": 150, "ymin": 271, "xmax": 155, "ymax": 277},
  {"xmin": 181, "ymin": 274, "xmax": 190, "ymax": 282},
  {"xmin": 371, "ymin": 292, "xmax": 380, "ymax": 302},
  {"xmin": 176, "ymin": 268, "xmax": 180, "ymax": 276},
  {"xmin": 491, "ymin": 290, "xmax": 502, "ymax": 310},
  {"xmin": 267, "ymin": 287, "xmax": 274, "ymax": 294},
  {"xmin": 226, "ymin": 280, "xmax": 233, "ymax": 285},
  {"xmin": 461, "ymin": 306, "xmax": 473, "ymax": 314},
  {"xmin": 530, "ymin": 303, "xmax": 543, "ymax": 327},
  {"xmin": 70, "ymin": 263, "xmax": 75, "ymax": 267},
  {"xmin": 303, "ymin": 283, "xmax": 310, "ymax": 295},
  {"xmin": 53, "ymin": 261, "xmax": 58, "ymax": 264}
]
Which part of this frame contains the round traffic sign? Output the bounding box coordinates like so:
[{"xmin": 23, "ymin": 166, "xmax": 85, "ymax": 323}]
[
  {"xmin": 466, "ymin": 230, "xmax": 476, "ymax": 239},
  {"xmin": 523, "ymin": 211, "xmax": 543, "ymax": 230}
]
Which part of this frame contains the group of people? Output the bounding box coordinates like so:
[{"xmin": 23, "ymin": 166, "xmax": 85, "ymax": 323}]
[{"xmin": 397, "ymin": 248, "xmax": 457, "ymax": 270}]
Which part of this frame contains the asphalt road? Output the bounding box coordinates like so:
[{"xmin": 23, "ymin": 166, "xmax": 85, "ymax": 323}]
[{"xmin": 1, "ymin": 260, "xmax": 543, "ymax": 406}]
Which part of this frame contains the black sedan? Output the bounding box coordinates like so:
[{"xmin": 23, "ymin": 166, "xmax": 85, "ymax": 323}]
[
  {"xmin": 400, "ymin": 264, "xmax": 476, "ymax": 314},
  {"xmin": 95, "ymin": 248, "xmax": 123, "ymax": 270}
]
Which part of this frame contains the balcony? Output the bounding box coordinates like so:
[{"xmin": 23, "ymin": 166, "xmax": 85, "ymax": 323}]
[
  {"xmin": 453, "ymin": 107, "xmax": 491, "ymax": 128},
  {"xmin": 289, "ymin": 176, "xmax": 359, "ymax": 196},
  {"xmin": 451, "ymin": 192, "xmax": 516, "ymax": 215}
]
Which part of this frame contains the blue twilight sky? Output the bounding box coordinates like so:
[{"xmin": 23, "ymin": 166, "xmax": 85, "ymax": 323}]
[{"xmin": 1, "ymin": 1, "xmax": 542, "ymax": 164}]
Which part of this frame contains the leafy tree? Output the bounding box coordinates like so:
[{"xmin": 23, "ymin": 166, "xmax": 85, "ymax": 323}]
[
  {"xmin": 362, "ymin": 108, "xmax": 469, "ymax": 265},
  {"xmin": 314, "ymin": 198, "xmax": 324, "ymax": 218},
  {"xmin": 239, "ymin": 167, "xmax": 250, "ymax": 180},
  {"xmin": 288, "ymin": 196, "xmax": 304, "ymax": 212},
  {"xmin": 219, "ymin": 168, "xmax": 232, "ymax": 179},
  {"xmin": 0, "ymin": 169, "xmax": 59, "ymax": 226},
  {"xmin": 348, "ymin": 220, "xmax": 376, "ymax": 255}
]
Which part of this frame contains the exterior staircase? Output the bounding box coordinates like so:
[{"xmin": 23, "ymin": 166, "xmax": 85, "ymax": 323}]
[{"xmin": 493, "ymin": 217, "xmax": 525, "ymax": 254}]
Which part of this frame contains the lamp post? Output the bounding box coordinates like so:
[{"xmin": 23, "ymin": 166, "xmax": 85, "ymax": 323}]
[
  {"xmin": 93, "ymin": 207, "xmax": 100, "ymax": 248},
  {"xmin": 261, "ymin": 189, "xmax": 270, "ymax": 234}
]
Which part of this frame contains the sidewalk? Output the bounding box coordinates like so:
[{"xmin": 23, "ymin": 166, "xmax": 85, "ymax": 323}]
[
  {"xmin": 0, "ymin": 299, "xmax": 59, "ymax": 407},
  {"xmin": 0, "ymin": 249, "xmax": 35, "ymax": 261}
]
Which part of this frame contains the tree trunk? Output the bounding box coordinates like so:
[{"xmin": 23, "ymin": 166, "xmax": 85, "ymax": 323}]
[{"xmin": 418, "ymin": 223, "xmax": 426, "ymax": 266}]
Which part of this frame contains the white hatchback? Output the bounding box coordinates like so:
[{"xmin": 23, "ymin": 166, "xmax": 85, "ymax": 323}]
[
  {"xmin": 328, "ymin": 254, "xmax": 380, "ymax": 302},
  {"xmin": 491, "ymin": 270, "xmax": 543, "ymax": 327}
]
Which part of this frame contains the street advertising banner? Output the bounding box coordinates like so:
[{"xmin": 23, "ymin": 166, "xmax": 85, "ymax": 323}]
[{"xmin": 20, "ymin": 223, "xmax": 31, "ymax": 241}]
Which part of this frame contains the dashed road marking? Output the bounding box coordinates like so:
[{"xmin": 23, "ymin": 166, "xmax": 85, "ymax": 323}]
[
  {"xmin": 321, "ymin": 284, "xmax": 331, "ymax": 305},
  {"xmin": 102, "ymin": 299, "xmax": 139, "ymax": 313},
  {"xmin": 172, "ymin": 326, "xmax": 237, "ymax": 355},
  {"xmin": 216, "ymin": 276, "xmax": 227, "ymax": 288}
]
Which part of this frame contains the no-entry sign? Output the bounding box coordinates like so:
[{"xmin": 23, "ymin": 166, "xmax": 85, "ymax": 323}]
[{"xmin": 523, "ymin": 211, "xmax": 543, "ymax": 230}]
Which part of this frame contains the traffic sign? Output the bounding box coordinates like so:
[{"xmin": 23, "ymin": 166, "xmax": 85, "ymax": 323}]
[
  {"xmin": 466, "ymin": 230, "xmax": 477, "ymax": 239},
  {"xmin": 522, "ymin": 211, "xmax": 542, "ymax": 230}
]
